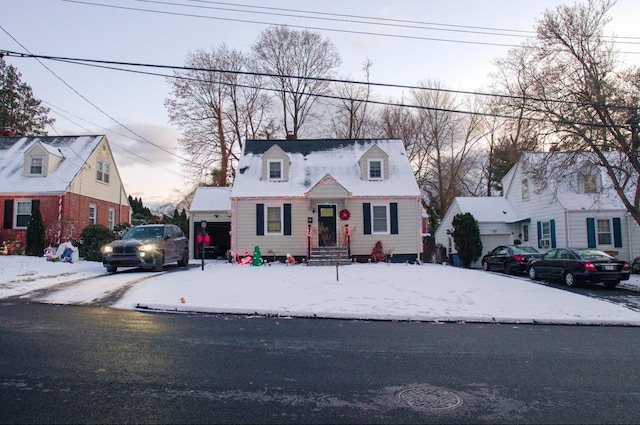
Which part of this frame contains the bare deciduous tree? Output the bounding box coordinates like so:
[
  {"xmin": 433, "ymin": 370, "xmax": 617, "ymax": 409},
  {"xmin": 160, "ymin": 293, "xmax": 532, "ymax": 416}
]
[
  {"xmin": 252, "ymin": 26, "xmax": 342, "ymax": 139},
  {"xmin": 328, "ymin": 58, "xmax": 376, "ymax": 139},
  {"xmin": 493, "ymin": 0, "xmax": 640, "ymax": 224},
  {"xmin": 165, "ymin": 45, "xmax": 270, "ymax": 186},
  {"xmin": 411, "ymin": 81, "xmax": 484, "ymax": 229}
]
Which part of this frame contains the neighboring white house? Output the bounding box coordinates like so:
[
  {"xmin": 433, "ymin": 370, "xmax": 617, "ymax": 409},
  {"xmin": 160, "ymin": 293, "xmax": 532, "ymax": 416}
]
[
  {"xmin": 229, "ymin": 138, "xmax": 424, "ymax": 263},
  {"xmin": 435, "ymin": 152, "xmax": 640, "ymax": 265}
]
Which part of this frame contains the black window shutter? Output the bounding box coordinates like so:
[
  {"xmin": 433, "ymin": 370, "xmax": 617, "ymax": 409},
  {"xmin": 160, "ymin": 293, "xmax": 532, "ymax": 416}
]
[
  {"xmin": 31, "ymin": 200, "xmax": 40, "ymax": 214},
  {"xmin": 586, "ymin": 218, "xmax": 596, "ymax": 248},
  {"xmin": 284, "ymin": 203, "xmax": 291, "ymax": 235},
  {"xmin": 613, "ymin": 217, "xmax": 622, "ymax": 248},
  {"xmin": 363, "ymin": 203, "xmax": 371, "ymax": 234},
  {"xmin": 256, "ymin": 204, "xmax": 264, "ymax": 236},
  {"xmin": 3, "ymin": 200, "xmax": 13, "ymax": 229},
  {"xmin": 390, "ymin": 202, "xmax": 398, "ymax": 234}
]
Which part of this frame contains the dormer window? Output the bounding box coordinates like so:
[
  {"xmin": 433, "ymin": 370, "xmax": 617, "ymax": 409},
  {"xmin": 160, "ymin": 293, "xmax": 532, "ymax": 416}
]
[
  {"xmin": 29, "ymin": 156, "xmax": 43, "ymax": 176},
  {"xmin": 268, "ymin": 160, "xmax": 283, "ymax": 181},
  {"xmin": 97, "ymin": 160, "xmax": 110, "ymax": 184},
  {"xmin": 578, "ymin": 165, "xmax": 601, "ymax": 194},
  {"xmin": 368, "ymin": 159, "xmax": 383, "ymax": 180},
  {"xmin": 583, "ymin": 174, "xmax": 597, "ymax": 193}
]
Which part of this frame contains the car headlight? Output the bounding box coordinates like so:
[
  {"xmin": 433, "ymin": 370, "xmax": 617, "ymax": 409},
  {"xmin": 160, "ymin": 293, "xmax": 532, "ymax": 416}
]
[
  {"xmin": 102, "ymin": 246, "xmax": 113, "ymax": 254},
  {"xmin": 138, "ymin": 244, "xmax": 158, "ymax": 252}
]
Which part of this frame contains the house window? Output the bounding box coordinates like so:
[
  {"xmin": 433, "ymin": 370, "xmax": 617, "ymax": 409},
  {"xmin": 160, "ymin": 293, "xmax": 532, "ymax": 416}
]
[
  {"xmin": 29, "ymin": 156, "xmax": 43, "ymax": 175},
  {"xmin": 583, "ymin": 174, "xmax": 598, "ymax": 194},
  {"xmin": 368, "ymin": 159, "xmax": 383, "ymax": 180},
  {"xmin": 522, "ymin": 224, "xmax": 529, "ymax": 242},
  {"xmin": 540, "ymin": 221, "xmax": 551, "ymax": 239},
  {"xmin": 266, "ymin": 206, "xmax": 282, "ymax": 234},
  {"xmin": 372, "ymin": 205, "xmax": 388, "ymax": 233},
  {"xmin": 108, "ymin": 208, "xmax": 115, "ymax": 230},
  {"xmin": 15, "ymin": 200, "xmax": 31, "ymax": 228},
  {"xmin": 597, "ymin": 219, "xmax": 612, "ymax": 245},
  {"xmin": 522, "ymin": 179, "xmax": 529, "ymax": 202},
  {"xmin": 97, "ymin": 160, "xmax": 110, "ymax": 184},
  {"xmin": 268, "ymin": 160, "xmax": 282, "ymax": 181},
  {"xmin": 89, "ymin": 204, "xmax": 97, "ymax": 225}
]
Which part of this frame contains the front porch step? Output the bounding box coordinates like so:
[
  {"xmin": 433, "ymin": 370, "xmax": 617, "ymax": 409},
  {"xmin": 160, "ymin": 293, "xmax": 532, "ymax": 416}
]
[{"xmin": 308, "ymin": 246, "xmax": 352, "ymax": 266}]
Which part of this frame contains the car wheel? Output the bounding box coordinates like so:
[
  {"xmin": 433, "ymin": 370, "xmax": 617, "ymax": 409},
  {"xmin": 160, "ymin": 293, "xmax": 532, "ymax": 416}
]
[
  {"xmin": 504, "ymin": 262, "xmax": 512, "ymax": 275},
  {"xmin": 482, "ymin": 261, "xmax": 489, "ymax": 271},
  {"xmin": 177, "ymin": 248, "xmax": 189, "ymax": 267},
  {"xmin": 604, "ymin": 281, "xmax": 620, "ymax": 289},
  {"xmin": 153, "ymin": 254, "xmax": 164, "ymax": 272},
  {"xmin": 564, "ymin": 272, "xmax": 578, "ymax": 287},
  {"xmin": 528, "ymin": 266, "xmax": 538, "ymax": 281},
  {"xmin": 106, "ymin": 265, "xmax": 117, "ymax": 273}
]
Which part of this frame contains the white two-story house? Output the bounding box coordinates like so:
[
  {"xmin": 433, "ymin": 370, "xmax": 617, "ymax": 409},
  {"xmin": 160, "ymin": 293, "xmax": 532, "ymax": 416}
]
[{"xmin": 435, "ymin": 152, "xmax": 640, "ymax": 264}]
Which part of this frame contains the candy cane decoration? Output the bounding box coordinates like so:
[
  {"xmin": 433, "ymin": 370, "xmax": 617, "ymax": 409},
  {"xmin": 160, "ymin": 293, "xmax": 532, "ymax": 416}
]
[{"xmin": 55, "ymin": 194, "xmax": 63, "ymax": 245}]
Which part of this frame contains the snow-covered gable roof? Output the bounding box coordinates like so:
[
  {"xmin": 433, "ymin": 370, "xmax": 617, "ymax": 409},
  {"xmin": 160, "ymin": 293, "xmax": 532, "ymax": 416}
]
[
  {"xmin": 455, "ymin": 197, "xmax": 519, "ymax": 223},
  {"xmin": 0, "ymin": 135, "xmax": 104, "ymax": 195},
  {"xmin": 514, "ymin": 151, "xmax": 628, "ymax": 210},
  {"xmin": 231, "ymin": 139, "xmax": 421, "ymax": 198},
  {"xmin": 190, "ymin": 187, "xmax": 232, "ymax": 212}
]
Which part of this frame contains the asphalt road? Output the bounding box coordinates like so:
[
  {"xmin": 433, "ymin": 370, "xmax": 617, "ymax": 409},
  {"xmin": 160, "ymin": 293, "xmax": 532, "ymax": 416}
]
[{"xmin": 1, "ymin": 303, "xmax": 640, "ymax": 424}]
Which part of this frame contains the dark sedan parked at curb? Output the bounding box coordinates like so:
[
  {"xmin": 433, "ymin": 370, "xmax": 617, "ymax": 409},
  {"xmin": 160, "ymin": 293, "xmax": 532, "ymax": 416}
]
[
  {"xmin": 527, "ymin": 248, "xmax": 630, "ymax": 288},
  {"xmin": 101, "ymin": 224, "xmax": 189, "ymax": 273},
  {"xmin": 481, "ymin": 245, "xmax": 542, "ymax": 275}
]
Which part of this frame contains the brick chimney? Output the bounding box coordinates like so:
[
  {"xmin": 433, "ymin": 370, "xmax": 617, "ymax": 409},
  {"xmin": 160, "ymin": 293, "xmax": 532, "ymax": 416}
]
[
  {"xmin": 3, "ymin": 127, "xmax": 15, "ymax": 137},
  {"xmin": 285, "ymin": 131, "xmax": 296, "ymax": 140}
]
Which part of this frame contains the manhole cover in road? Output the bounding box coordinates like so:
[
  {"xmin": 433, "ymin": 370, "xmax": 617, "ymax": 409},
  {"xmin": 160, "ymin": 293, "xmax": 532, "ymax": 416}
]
[{"xmin": 397, "ymin": 386, "xmax": 464, "ymax": 410}]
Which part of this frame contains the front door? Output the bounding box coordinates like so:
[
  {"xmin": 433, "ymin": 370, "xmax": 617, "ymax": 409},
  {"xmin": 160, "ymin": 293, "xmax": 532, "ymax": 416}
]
[{"xmin": 317, "ymin": 205, "xmax": 337, "ymax": 247}]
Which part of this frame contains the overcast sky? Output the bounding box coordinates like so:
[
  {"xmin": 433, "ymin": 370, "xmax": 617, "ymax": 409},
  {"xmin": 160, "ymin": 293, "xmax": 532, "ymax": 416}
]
[{"xmin": 2, "ymin": 0, "xmax": 639, "ymax": 204}]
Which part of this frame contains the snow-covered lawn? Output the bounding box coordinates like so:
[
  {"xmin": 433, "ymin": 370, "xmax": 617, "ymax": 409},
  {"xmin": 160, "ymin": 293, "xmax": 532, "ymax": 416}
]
[{"xmin": 2, "ymin": 255, "xmax": 640, "ymax": 325}]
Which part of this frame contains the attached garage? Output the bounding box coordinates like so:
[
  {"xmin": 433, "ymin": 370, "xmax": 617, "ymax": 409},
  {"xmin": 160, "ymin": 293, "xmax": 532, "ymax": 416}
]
[{"xmin": 189, "ymin": 187, "xmax": 232, "ymax": 260}]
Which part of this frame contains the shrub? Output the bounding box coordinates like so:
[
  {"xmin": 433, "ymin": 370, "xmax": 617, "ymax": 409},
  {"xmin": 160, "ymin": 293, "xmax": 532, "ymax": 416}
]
[
  {"xmin": 79, "ymin": 225, "xmax": 115, "ymax": 261},
  {"xmin": 25, "ymin": 203, "xmax": 46, "ymax": 256},
  {"xmin": 451, "ymin": 212, "xmax": 483, "ymax": 268},
  {"xmin": 370, "ymin": 240, "xmax": 386, "ymax": 263}
]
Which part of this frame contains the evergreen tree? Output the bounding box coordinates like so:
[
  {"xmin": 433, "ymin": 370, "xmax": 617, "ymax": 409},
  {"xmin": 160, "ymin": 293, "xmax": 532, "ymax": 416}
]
[
  {"xmin": 451, "ymin": 212, "xmax": 482, "ymax": 268},
  {"xmin": 128, "ymin": 195, "xmax": 155, "ymax": 225},
  {"xmin": 25, "ymin": 202, "xmax": 46, "ymax": 256},
  {"xmin": 0, "ymin": 57, "xmax": 54, "ymax": 135}
]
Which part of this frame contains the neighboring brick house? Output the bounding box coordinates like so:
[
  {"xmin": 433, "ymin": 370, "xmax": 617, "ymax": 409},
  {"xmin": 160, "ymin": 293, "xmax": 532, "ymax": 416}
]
[{"xmin": 0, "ymin": 135, "xmax": 131, "ymax": 250}]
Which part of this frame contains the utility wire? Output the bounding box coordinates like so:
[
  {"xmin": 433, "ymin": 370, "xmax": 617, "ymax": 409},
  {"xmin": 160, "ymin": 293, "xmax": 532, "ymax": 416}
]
[
  {"xmin": 60, "ymin": 0, "xmax": 640, "ymax": 51},
  {"xmin": 4, "ymin": 49, "xmax": 638, "ymax": 118},
  {"xmin": 0, "ymin": 25, "xmax": 198, "ymax": 170}
]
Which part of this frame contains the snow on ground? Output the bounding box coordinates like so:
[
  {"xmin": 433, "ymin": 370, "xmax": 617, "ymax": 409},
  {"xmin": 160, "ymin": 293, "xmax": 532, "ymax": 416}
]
[{"xmin": 2, "ymin": 256, "xmax": 640, "ymax": 325}]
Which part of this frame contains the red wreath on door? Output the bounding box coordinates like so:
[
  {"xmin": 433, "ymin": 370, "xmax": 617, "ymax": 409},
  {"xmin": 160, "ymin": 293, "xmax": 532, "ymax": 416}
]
[{"xmin": 339, "ymin": 209, "xmax": 350, "ymax": 220}]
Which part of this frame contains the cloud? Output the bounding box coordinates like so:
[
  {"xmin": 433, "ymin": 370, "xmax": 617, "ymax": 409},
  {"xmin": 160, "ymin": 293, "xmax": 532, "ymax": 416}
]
[{"xmin": 106, "ymin": 123, "xmax": 182, "ymax": 168}]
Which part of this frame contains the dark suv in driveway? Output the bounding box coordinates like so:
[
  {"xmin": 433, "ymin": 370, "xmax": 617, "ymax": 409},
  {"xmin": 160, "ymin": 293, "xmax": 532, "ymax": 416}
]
[{"xmin": 101, "ymin": 224, "xmax": 189, "ymax": 273}]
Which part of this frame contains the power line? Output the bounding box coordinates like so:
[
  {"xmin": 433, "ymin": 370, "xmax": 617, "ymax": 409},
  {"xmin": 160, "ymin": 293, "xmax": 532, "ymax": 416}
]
[
  {"xmin": 59, "ymin": 0, "xmax": 640, "ymax": 51},
  {"xmin": 0, "ymin": 25, "xmax": 199, "ymax": 171},
  {"xmin": 4, "ymin": 49, "xmax": 637, "ymax": 118}
]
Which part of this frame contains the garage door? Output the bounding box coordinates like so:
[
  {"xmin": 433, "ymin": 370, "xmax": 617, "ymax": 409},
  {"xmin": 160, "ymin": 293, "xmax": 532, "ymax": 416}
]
[{"xmin": 480, "ymin": 234, "xmax": 512, "ymax": 254}]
